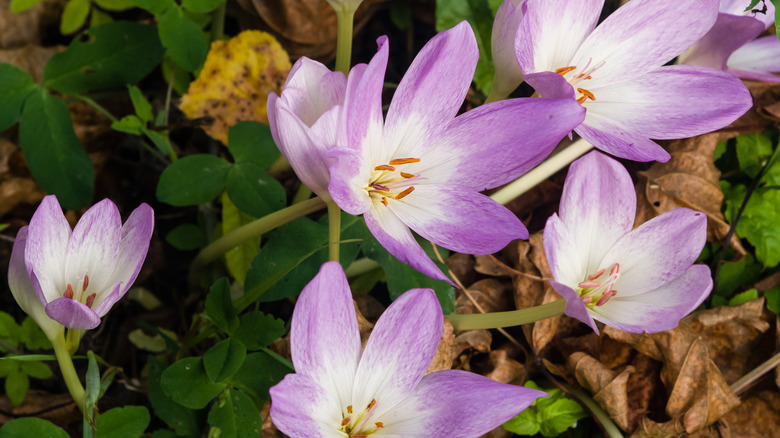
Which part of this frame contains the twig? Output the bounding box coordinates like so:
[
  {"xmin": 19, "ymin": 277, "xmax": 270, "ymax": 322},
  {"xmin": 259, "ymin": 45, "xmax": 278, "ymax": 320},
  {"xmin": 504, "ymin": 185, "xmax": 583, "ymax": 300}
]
[{"xmin": 730, "ymin": 349, "xmax": 780, "ymax": 395}]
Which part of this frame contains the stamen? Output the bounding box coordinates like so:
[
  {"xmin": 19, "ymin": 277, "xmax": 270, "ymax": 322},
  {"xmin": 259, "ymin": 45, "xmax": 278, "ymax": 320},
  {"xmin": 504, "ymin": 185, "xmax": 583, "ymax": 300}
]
[
  {"xmin": 555, "ymin": 66, "xmax": 576, "ymax": 75},
  {"xmin": 381, "ymin": 197, "xmax": 388, "ymax": 207},
  {"xmin": 395, "ymin": 187, "xmax": 415, "ymax": 200},
  {"xmin": 576, "ymin": 88, "xmax": 595, "ymax": 100},
  {"xmin": 578, "ymin": 280, "xmax": 600, "ymax": 288},
  {"xmin": 400, "ymin": 172, "xmax": 415, "ymax": 179},
  {"xmin": 388, "ymin": 158, "xmax": 420, "ymax": 165},
  {"xmin": 375, "ymin": 422, "xmax": 384, "ymax": 428},
  {"xmin": 85, "ymin": 293, "xmax": 97, "ymax": 309},
  {"xmin": 587, "ymin": 269, "xmax": 606, "ymax": 280},
  {"xmin": 83, "ymin": 274, "xmax": 90, "ymax": 291},
  {"xmin": 347, "ymin": 405, "xmax": 353, "ymax": 414},
  {"xmin": 64, "ymin": 284, "xmax": 74, "ymax": 299},
  {"xmin": 609, "ymin": 263, "xmax": 620, "ymax": 276},
  {"xmin": 577, "ymin": 96, "xmax": 587, "ymax": 104},
  {"xmin": 367, "ymin": 399, "xmax": 376, "ymax": 411},
  {"xmin": 582, "ymin": 296, "xmax": 593, "ymax": 305},
  {"xmin": 374, "ymin": 164, "xmax": 395, "ymax": 172},
  {"xmin": 595, "ymin": 290, "xmax": 616, "ymax": 306},
  {"xmin": 341, "ymin": 417, "xmax": 351, "ymax": 427},
  {"xmin": 373, "ymin": 183, "xmax": 390, "ymax": 191}
]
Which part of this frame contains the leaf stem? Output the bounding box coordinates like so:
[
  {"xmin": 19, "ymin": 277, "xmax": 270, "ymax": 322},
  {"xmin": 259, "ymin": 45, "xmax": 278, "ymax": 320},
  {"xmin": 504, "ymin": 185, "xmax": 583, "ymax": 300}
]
[
  {"xmin": 210, "ymin": 1, "xmax": 226, "ymax": 42},
  {"xmin": 327, "ymin": 201, "xmax": 341, "ymax": 262},
  {"xmin": 52, "ymin": 329, "xmax": 85, "ymax": 413},
  {"xmin": 446, "ymin": 300, "xmax": 566, "ymax": 330},
  {"xmin": 569, "ymin": 388, "xmax": 624, "ymax": 438}
]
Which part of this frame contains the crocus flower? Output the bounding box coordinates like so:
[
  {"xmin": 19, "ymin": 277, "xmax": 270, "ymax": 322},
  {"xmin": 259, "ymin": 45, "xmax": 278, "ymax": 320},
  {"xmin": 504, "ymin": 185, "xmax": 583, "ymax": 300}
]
[
  {"xmin": 270, "ymin": 261, "xmax": 545, "ymax": 437},
  {"xmin": 543, "ymin": 152, "xmax": 712, "ymax": 334},
  {"xmin": 8, "ymin": 195, "xmax": 154, "ymax": 330},
  {"xmin": 680, "ymin": 0, "xmax": 780, "ymax": 82},
  {"xmin": 328, "ymin": 22, "xmax": 586, "ymax": 282},
  {"xmin": 490, "ymin": 0, "xmax": 527, "ymax": 99},
  {"xmin": 515, "ymin": 0, "xmax": 752, "ymax": 162},
  {"xmin": 267, "ymin": 57, "xmax": 346, "ymax": 201}
]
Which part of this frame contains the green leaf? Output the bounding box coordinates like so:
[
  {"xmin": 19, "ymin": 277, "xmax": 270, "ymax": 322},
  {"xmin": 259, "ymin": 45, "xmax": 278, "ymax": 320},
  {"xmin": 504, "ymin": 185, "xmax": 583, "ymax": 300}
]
[
  {"xmin": 156, "ymin": 154, "xmax": 231, "ymax": 206},
  {"xmin": 225, "ymin": 163, "xmax": 286, "ymax": 218},
  {"xmin": 503, "ymin": 408, "xmax": 540, "ymax": 436},
  {"xmin": 19, "ymin": 89, "xmax": 93, "ymax": 209},
  {"xmin": 0, "ymin": 63, "xmax": 37, "ymax": 132},
  {"xmin": 0, "ymin": 418, "xmax": 69, "ymax": 438},
  {"xmin": 146, "ymin": 357, "xmax": 202, "ymax": 437},
  {"xmin": 736, "ymin": 132, "xmax": 773, "ymax": 178},
  {"xmin": 765, "ymin": 286, "xmax": 780, "ymax": 318},
  {"xmin": 231, "ymin": 351, "xmax": 290, "ymax": 400},
  {"xmin": 60, "ymin": 0, "xmax": 91, "ymax": 35},
  {"xmin": 90, "ymin": 8, "xmax": 113, "ymax": 27},
  {"xmin": 723, "ymin": 182, "xmax": 780, "ymax": 267},
  {"xmin": 44, "ymin": 21, "xmax": 164, "ymax": 94},
  {"xmin": 182, "ymin": 0, "xmax": 226, "ymax": 14},
  {"xmin": 143, "ymin": 129, "xmax": 173, "ymax": 155},
  {"xmin": 158, "ymin": 5, "xmax": 209, "ymax": 72},
  {"xmin": 228, "ymin": 121, "xmax": 281, "ymax": 168},
  {"xmin": 222, "ymin": 193, "xmax": 259, "ymax": 286},
  {"xmin": 203, "ymin": 338, "xmax": 247, "ymax": 383},
  {"xmin": 207, "ymin": 389, "xmax": 262, "ymax": 438},
  {"xmin": 205, "ymin": 277, "xmax": 239, "ymax": 334},
  {"xmin": 19, "ymin": 360, "xmax": 52, "ymax": 379},
  {"xmin": 435, "ymin": 0, "xmax": 494, "ymax": 95},
  {"xmin": 130, "ymin": 0, "xmax": 176, "ymax": 15},
  {"xmin": 20, "ymin": 317, "xmax": 52, "ymax": 350},
  {"xmin": 0, "ymin": 312, "xmax": 21, "ymax": 348},
  {"xmin": 10, "ymin": 0, "xmax": 44, "ymax": 13},
  {"xmin": 127, "ymin": 85, "xmax": 153, "ymax": 123},
  {"xmin": 151, "ymin": 430, "xmax": 178, "ymax": 438},
  {"xmin": 161, "ymin": 357, "xmax": 225, "ymax": 409},
  {"xmin": 5, "ymin": 368, "xmax": 29, "ymax": 405},
  {"xmin": 504, "ymin": 381, "xmax": 587, "ymax": 437},
  {"xmin": 85, "ymin": 351, "xmax": 101, "ymax": 408},
  {"xmin": 716, "ymin": 253, "xmax": 762, "ymax": 296},
  {"xmin": 111, "ymin": 115, "xmax": 145, "ymax": 135},
  {"xmin": 165, "ymin": 224, "xmax": 207, "ymax": 250},
  {"xmin": 94, "ymin": 0, "xmax": 136, "ymax": 11},
  {"xmin": 234, "ymin": 311, "xmax": 286, "ymax": 350},
  {"xmin": 728, "ymin": 288, "xmax": 759, "ymax": 307},
  {"xmin": 95, "ymin": 406, "xmax": 150, "ymax": 438}
]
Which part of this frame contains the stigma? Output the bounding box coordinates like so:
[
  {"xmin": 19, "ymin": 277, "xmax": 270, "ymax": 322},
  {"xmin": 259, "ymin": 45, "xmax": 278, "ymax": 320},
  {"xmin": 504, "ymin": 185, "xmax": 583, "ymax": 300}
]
[
  {"xmin": 577, "ymin": 263, "xmax": 620, "ymax": 307},
  {"xmin": 367, "ymin": 157, "xmax": 423, "ymax": 207}
]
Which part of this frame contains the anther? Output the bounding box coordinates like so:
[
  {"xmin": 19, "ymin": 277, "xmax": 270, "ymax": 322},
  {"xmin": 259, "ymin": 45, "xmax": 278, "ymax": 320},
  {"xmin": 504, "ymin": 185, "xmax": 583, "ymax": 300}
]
[
  {"xmin": 388, "ymin": 158, "xmax": 420, "ymax": 165},
  {"xmin": 375, "ymin": 422, "xmax": 384, "ymax": 428},
  {"xmin": 578, "ymin": 280, "xmax": 600, "ymax": 288},
  {"xmin": 395, "ymin": 187, "xmax": 415, "ymax": 200},
  {"xmin": 381, "ymin": 197, "xmax": 388, "ymax": 207},
  {"xmin": 555, "ymin": 66, "xmax": 576, "ymax": 75},
  {"xmin": 374, "ymin": 165, "xmax": 395, "ymax": 172},
  {"xmin": 347, "ymin": 405, "xmax": 353, "ymax": 414},
  {"xmin": 595, "ymin": 290, "xmax": 617, "ymax": 306},
  {"xmin": 367, "ymin": 399, "xmax": 377, "ymax": 410},
  {"xmin": 582, "ymin": 296, "xmax": 593, "ymax": 305},
  {"xmin": 587, "ymin": 269, "xmax": 606, "ymax": 281},
  {"xmin": 341, "ymin": 417, "xmax": 351, "ymax": 427},
  {"xmin": 83, "ymin": 274, "xmax": 90, "ymax": 291},
  {"xmin": 400, "ymin": 172, "xmax": 415, "ymax": 179},
  {"xmin": 577, "ymin": 96, "xmax": 587, "ymax": 104},
  {"xmin": 373, "ymin": 184, "xmax": 390, "ymax": 192},
  {"xmin": 609, "ymin": 263, "xmax": 620, "ymax": 276},
  {"xmin": 64, "ymin": 284, "xmax": 74, "ymax": 299},
  {"xmin": 85, "ymin": 293, "xmax": 97, "ymax": 309},
  {"xmin": 576, "ymin": 88, "xmax": 595, "ymax": 100}
]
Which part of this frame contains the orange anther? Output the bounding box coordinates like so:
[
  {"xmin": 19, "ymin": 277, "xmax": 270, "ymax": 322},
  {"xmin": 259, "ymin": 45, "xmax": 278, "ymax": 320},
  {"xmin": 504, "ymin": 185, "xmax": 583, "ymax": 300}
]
[
  {"xmin": 609, "ymin": 263, "xmax": 620, "ymax": 276},
  {"xmin": 577, "ymin": 96, "xmax": 587, "ymax": 104},
  {"xmin": 395, "ymin": 187, "xmax": 415, "ymax": 200},
  {"xmin": 341, "ymin": 417, "xmax": 351, "ymax": 426},
  {"xmin": 374, "ymin": 164, "xmax": 395, "ymax": 172},
  {"xmin": 375, "ymin": 422, "xmax": 384, "ymax": 428},
  {"xmin": 400, "ymin": 172, "xmax": 415, "ymax": 179},
  {"xmin": 367, "ymin": 399, "xmax": 377, "ymax": 410},
  {"xmin": 381, "ymin": 197, "xmax": 388, "ymax": 207},
  {"xmin": 576, "ymin": 88, "xmax": 595, "ymax": 100},
  {"xmin": 388, "ymin": 158, "xmax": 420, "ymax": 165},
  {"xmin": 555, "ymin": 66, "xmax": 576, "ymax": 75},
  {"xmin": 64, "ymin": 284, "xmax": 74, "ymax": 299},
  {"xmin": 347, "ymin": 405, "xmax": 353, "ymax": 414}
]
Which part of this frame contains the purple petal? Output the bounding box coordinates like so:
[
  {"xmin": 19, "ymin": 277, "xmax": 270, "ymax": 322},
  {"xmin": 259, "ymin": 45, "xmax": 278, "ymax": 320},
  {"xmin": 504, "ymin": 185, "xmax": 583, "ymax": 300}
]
[
  {"xmin": 550, "ymin": 280, "xmax": 599, "ymax": 334},
  {"xmin": 603, "ymin": 208, "xmax": 707, "ymax": 296},
  {"xmin": 720, "ymin": 0, "xmax": 775, "ymax": 28},
  {"xmin": 429, "ymin": 95, "xmax": 585, "ymax": 190},
  {"xmin": 593, "ymin": 265, "xmax": 712, "ymax": 333},
  {"xmin": 281, "ymin": 57, "xmax": 346, "ymax": 127},
  {"xmin": 575, "ymin": 121, "xmax": 671, "ymax": 162},
  {"xmin": 543, "ymin": 214, "xmax": 585, "ymax": 288},
  {"xmin": 269, "ymin": 374, "xmax": 344, "ymax": 438},
  {"xmin": 516, "ymin": 0, "xmax": 603, "ymax": 73},
  {"xmin": 352, "ymin": 288, "xmax": 443, "ymax": 417},
  {"xmin": 381, "ymin": 369, "xmax": 547, "ymax": 437},
  {"xmin": 384, "ymin": 21, "xmax": 477, "ymax": 158},
  {"xmin": 679, "ymin": 13, "xmax": 764, "ymax": 69},
  {"xmin": 728, "ymin": 35, "xmax": 780, "ymax": 81},
  {"xmin": 388, "ymin": 185, "xmax": 528, "ymax": 254},
  {"xmin": 45, "ymin": 297, "xmax": 101, "ymax": 330},
  {"xmin": 572, "ymin": 0, "xmax": 719, "ymax": 88},
  {"xmin": 291, "ymin": 262, "xmax": 361, "ymax": 408},
  {"xmin": 363, "ymin": 205, "xmax": 451, "ymax": 283},
  {"xmin": 522, "ymin": 71, "xmax": 577, "ymax": 100},
  {"xmin": 24, "ymin": 195, "xmax": 71, "ymax": 303},
  {"xmin": 491, "ymin": 0, "xmax": 526, "ymax": 96}
]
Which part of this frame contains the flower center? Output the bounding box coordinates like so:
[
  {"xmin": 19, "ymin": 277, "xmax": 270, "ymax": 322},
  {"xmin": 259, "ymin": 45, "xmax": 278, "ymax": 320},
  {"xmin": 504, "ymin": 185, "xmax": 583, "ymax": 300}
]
[
  {"xmin": 340, "ymin": 399, "xmax": 384, "ymax": 437},
  {"xmin": 576, "ymin": 263, "xmax": 620, "ymax": 308},
  {"xmin": 365, "ymin": 157, "xmax": 423, "ymax": 207},
  {"xmin": 62, "ymin": 274, "xmax": 97, "ymax": 309},
  {"xmin": 554, "ymin": 58, "xmax": 605, "ymax": 105}
]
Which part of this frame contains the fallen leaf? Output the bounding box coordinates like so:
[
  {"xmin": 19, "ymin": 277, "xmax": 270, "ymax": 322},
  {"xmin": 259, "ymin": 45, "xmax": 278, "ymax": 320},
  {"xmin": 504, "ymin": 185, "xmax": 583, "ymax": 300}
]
[
  {"xmin": 427, "ymin": 319, "xmax": 454, "ymax": 374},
  {"xmin": 567, "ymin": 351, "xmax": 635, "ymax": 431}
]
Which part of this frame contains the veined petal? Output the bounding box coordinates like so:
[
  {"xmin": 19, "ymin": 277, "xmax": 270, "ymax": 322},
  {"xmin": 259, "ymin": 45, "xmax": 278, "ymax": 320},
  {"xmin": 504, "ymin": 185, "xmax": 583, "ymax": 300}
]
[
  {"xmin": 543, "ymin": 214, "xmax": 586, "ymax": 288},
  {"xmin": 575, "ymin": 119, "xmax": 671, "ymax": 162},
  {"xmin": 728, "ymin": 35, "xmax": 780, "ymax": 82},
  {"xmin": 521, "ymin": 71, "xmax": 577, "ymax": 100},
  {"xmin": 549, "ymin": 281, "xmax": 599, "ymax": 334},
  {"xmin": 282, "ymin": 57, "xmax": 346, "ymax": 127},
  {"xmin": 388, "ymin": 185, "xmax": 527, "ymax": 254},
  {"xmin": 45, "ymin": 297, "xmax": 101, "ymax": 330},
  {"xmin": 678, "ymin": 13, "xmax": 764, "ymax": 69},
  {"xmin": 352, "ymin": 289, "xmax": 443, "ymax": 418},
  {"xmin": 573, "ymin": 0, "xmax": 719, "ymax": 89},
  {"xmin": 24, "ymin": 195, "xmax": 71, "ymax": 303},
  {"xmin": 491, "ymin": 0, "xmax": 527, "ymax": 97},
  {"xmin": 379, "ymin": 370, "xmax": 546, "ymax": 437},
  {"xmin": 602, "ymin": 208, "xmax": 707, "ymax": 297},
  {"xmin": 328, "ymin": 148, "xmax": 372, "ymax": 215},
  {"xmin": 428, "ymin": 96, "xmax": 585, "ymax": 190},
  {"xmin": 269, "ymin": 374, "xmax": 344, "ymax": 438},
  {"xmin": 291, "ymin": 262, "xmax": 361, "ymax": 411},
  {"xmin": 559, "ymin": 151, "xmax": 635, "ymax": 275},
  {"xmin": 63, "ymin": 199, "xmax": 122, "ymax": 296},
  {"xmin": 8, "ymin": 227, "xmax": 60, "ymax": 340},
  {"xmin": 384, "ymin": 21, "xmax": 477, "ymax": 159},
  {"xmin": 593, "ymin": 265, "xmax": 712, "ymax": 333},
  {"xmin": 104, "ymin": 203, "xmax": 153, "ymax": 306},
  {"xmin": 516, "ymin": 0, "xmax": 603, "ymax": 74},
  {"xmin": 364, "ymin": 205, "xmax": 451, "ymax": 283}
]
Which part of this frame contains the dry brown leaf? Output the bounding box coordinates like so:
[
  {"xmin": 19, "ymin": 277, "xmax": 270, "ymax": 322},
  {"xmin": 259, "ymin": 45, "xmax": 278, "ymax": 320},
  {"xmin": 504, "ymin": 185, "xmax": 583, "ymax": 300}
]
[
  {"xmin": 0, "ymin": 0, "xmax": 60, "ymax": 49},
  {"xmin": 453, "ymin": 330, "xmax": 492, "ymax": 371},
  {"xmin": 568, "ymin": 352, "xmax": 635, "ymax": 431},
  {"xmin": 455, "ymin": 278, "xmax": 512, "ymax": 315},
  {"xmin": 485, "ymin": 349, "xmax": 527, "ymax": 385},
  {"xmin": 0, "ymin": 390, "xmax": 79, "ymax": 431},
  {"xmin": 427, "ymin": 319, "xmax": 454, "ymax": 374},
  {"xmin": 0, "ymin": 139, "xmax": 44, "ymax": 217}
]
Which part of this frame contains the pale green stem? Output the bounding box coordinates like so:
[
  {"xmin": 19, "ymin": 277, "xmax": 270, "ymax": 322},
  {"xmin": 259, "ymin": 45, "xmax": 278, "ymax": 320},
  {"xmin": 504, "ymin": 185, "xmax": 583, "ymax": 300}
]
[
  {"xmin": 53, "ymin": 330, "xmax": 86, "ymax": 413},
  {"xmin": 730, "ymin": 350, "xmax": 780, "ymax": 395},
  {"xmin": 292, "ymin": 185, "xmax": 313, "ymax": 204},
  {"xmin": 446, "ymin": 300, "xmax": 566, "ymax": 331},
  {"xmin": 484, "ymin": 84, "xmax": 510, "ymax": 104},
  {"xmin": 188, "ymin": 197, "xmax": 326, "ymax": 287},
  {"xmin": 334, "ymin": 6, "xmax": 357, "ymax": 75},
  {"xmin": 327, "ymin": 201, "xmax": 341, "ymax": 262},
  {"xmin": 490, "ymin": 138, "xmax": 594, "ymax": 205},
  {"xmin": 344, "ymin": 257, "xmax": 380, "ymax": 278},
  {"xmin": 65, "ymin": 328, "xmax": 84, "ymax": 355},
  {"xmin": 210, "ymin": 1, "xmax": 226, "ymax": 42},
  {"xmin": 570, "ymin": 388, "xmax": 624, "ymax": 438}
]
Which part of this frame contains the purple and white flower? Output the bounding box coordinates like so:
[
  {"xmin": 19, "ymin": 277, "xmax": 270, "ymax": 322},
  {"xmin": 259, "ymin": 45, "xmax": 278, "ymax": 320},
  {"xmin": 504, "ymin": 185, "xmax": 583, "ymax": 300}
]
[
  {"xmin": 515, "ymin": 0, "xmax": 752, "ymax": 162},
  {"xmin": 543, "ymin": 152, "xmax": 712, "ymax": 334},
  {"xmin": 328, "ymin": 22, "xmax": 586, "ymax": 282},
  {"xmin": 270, "ymin": 261, "xmax": 545, "ymax": 437},
  {"xmin": 8, "ymin": 195, "xmax": 154, "ymax": 330},
  {"xmin": 490, "ymin": 0, "xmax": 527, "ymax": 99}
]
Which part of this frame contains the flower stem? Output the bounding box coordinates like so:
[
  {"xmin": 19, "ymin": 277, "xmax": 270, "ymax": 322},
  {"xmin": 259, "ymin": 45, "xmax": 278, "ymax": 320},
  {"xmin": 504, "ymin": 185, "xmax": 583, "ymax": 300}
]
[
  {"xmin": 446, "ymin": 300, "xmax": 566, "ymax": 330},
  {"xmin": 327, "ymin": 201, "xmax": 341, "ymax": 262},
  {"xmin": 53, "ymin": 330, "xmax": 86, "ymax": 413},
  {"xmin": 188, "ymin": 197, "xmax": 327, "ymax": 287},
  {"xmin": 490, "ymin": 138, "xmax": 594, "ymax": 205},
  {"xmin": 334, "ymin": 5, "xmax": 357, "ymax": 75},
  {"xmin": 344, "ymin": 257, "xmax": 380, "ymax": 277},
  {"xmin": 484, "ymin": 85, "xmax": 510, "ymax": 104},
  {"xmin": 569, "ymin": 388, "xmax": 624, "ymax": 438},
  {"xmin": 210, "ymin": 1, "xmax": 226, "ymax": 42}
]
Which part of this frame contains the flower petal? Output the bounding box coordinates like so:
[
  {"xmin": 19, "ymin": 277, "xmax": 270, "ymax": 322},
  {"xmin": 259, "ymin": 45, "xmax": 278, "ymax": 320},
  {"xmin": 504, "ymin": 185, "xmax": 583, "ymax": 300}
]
[
  {"xmin": 24, "ymin": 195, "xmax": 71, "ymax": 303},
  {"xmin": 491, "ymin": 0, "xmax": 527, "ymax": 96},
  {"xmin": 388, "ymin": 185, "xmax": 527, "ymax": 254},
  {"xmin": 384, "ymin": 21, "xmax": 477, "ymax": 159},
  {"xmin": 352, "ymin": 288, "xmax": 443, "ymax": 417},
  {"xmin": 575, "ymin": 119, "xmax": 671, "ymax": 162},
  {"xmin": 291, "ymin": 262, "xmax": 361, "ymax": 410},
  {"xmin": 364, "ymin": 205, "xmax": 451, "ymax": 283},
  {"xmin": 426, "ymin": 95, "xmax": 585, "ymax": 190},
  {"xmin": 45, "ymin": 297, "xmax": 101, "ymax": 330},
  {"xmin": 269, "ymin": 373, "xmax": 344, "ymax": 438},
  {"xmin": 727, "ymin": 35, "xmax": 780, "ymax": 82},
  {"xmin": 379, "ymin": 369, "xmax": 547, "ymax": 437},
  {"xmin": 549, "ymin": 281, "xmax": 599, "ymax": 334},
  {"xmin": 602, "ymin": 208, "xmax": 707, "ymax": 297},
  {"xmin": 282, "ymin": 57, "xmax": 346, "ymax": 127},
  {"xmin": 572, "ymin": 0, "xmax": 719, "ymax": 88},
  {"xmin": 678, "ymin": 13, "xmax": 764, "ymax": 70},
  {"xmin": 593, "ymin": 265, "xmax": 712, "ymax": 333},
  {"xmin": 720, "ymin": 0, "xmax": 775, "ymax": 28},
  {"xmin": 543, "ymin": 214, "xmax": 586, "ymax": 288}
]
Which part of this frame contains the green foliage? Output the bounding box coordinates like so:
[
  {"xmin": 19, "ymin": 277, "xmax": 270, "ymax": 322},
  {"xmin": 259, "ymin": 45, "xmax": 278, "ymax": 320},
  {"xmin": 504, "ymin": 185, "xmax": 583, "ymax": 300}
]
[
  {"xmin": 205, "ymin": 278, "xmax": 239, "ymax": 334},
  {"xmin": 766, "ymin": 287, "xmax": 780, "ymax": 318},
  {"xmin": 503, "ymin": 381, "xmax": 588, "ymax": 437},
  {"xmin": 10, "ymin": 0, "xmax": 44, "ymax": 13},
  {"xmin": 128, "ymin": 84, "xmax": 154, "ymax": 123},
  {"xmin": 0, "ymin": 313, "xmax": 53, "ymax": 406},
  {"xmin": 728, "ymin": 289, "xmax": 758, "ymax": 307},
  {"xmin": 207, "ymin": 389, "xmax": 262, "ymax": 438},
  {"xmin": 227, "ymin": 122, "xmax": 280, "ymax": 168},
  {"xmin": 61, "ymin": 0, "xmax": 91, "ymax": 35},
  {"xmin": 722, "ymin": 181, "xmax": 780, "ymax": 267},
  {"xmin": 182, "ymin": 0, "xmax": 226, "ymax": 14},
  {"xmin": 96, "ymin": 406, "xmax": 150, "ymax": 438},
  {"xmin": 234, "ymin": 311, "xmax": 286, "ymax": 350},
  {"xmin": 161, "ymin": 357, "xmax": 226, "ymax": 409},
  {"xmin": 158, "ymin": 4, "xmax": 210, "ymax": 72},
  {"xmin": 0, "ymin": 64, "xmax": 37, "ymax": 131},
  {"xmin": 130, "ymin": 0, "xmax": 176, "ymax": 15},
  {"xmin": 222, "ymin": 194, "xmax": 260, "ymax": 285},
  {"xmin": 157, "ymin": 155, "xmax": 232, "ymax": 205},
  {"xmin": 203, "ymin": 339, "xmax": 247, "ymax": 383},
  {"xmin": 225, "ymin": 163, "xmax": 286, "ymax": 218},
  {"xmin": 0, "ymin": 417, "xmax": 69, "ymax": 438},
  {"xmin": 166, "ymin": 224, "xmax": 208, "ymax": 250},
  {"xmin": 716, "ymin": 253, "xmax": 762, "ymax": 297},
  {"xmin": 230, "ymin": 351, "xmax": 290, "ymax": 399},
  {"xmin": 147, "ymin": 357, "xmax": 203, "ymax": 437},
  {"xmin": 436, "ymin": 0, "xmax": 495, "ymax": 95}
]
